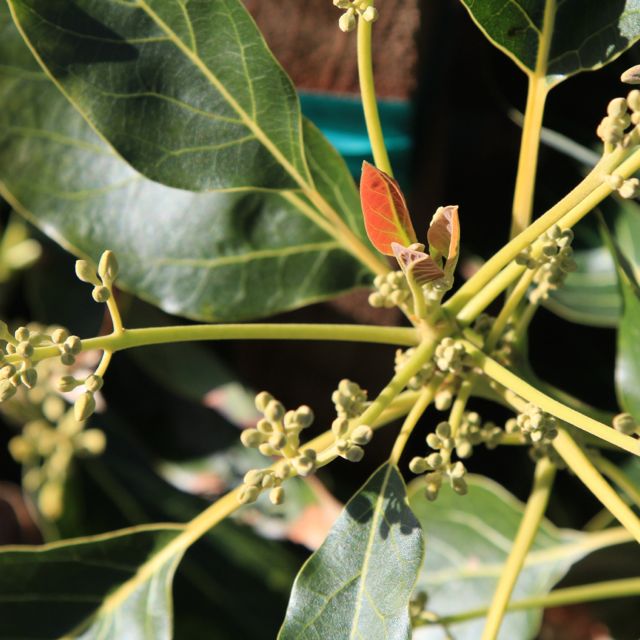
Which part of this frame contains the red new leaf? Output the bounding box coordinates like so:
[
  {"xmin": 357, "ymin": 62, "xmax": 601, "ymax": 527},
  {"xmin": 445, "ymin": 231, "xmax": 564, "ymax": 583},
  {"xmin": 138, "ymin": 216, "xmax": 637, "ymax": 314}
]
[{"xmin": 360, "ymin": 162, "xmax": 417, "ymax": 255}]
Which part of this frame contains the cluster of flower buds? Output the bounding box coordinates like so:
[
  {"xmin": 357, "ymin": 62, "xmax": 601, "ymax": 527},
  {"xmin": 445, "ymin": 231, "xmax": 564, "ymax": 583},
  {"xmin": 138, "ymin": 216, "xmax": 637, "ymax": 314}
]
[
  {"xmin": 596, "ymin": 92, "xmax": 640, "ymax": 150},
  {"xmin": 434, "ymin": 338, "xmax": 471, "ymax": 375},
  {"xmin": 8, "ymin": 393, "xmax": 105, "ymax": 520},
  {"xmin": 368, "ymin": 271, "xmax": 411, "ymax": 309},
  {"xmin": 332, "ymin": 378, "xmax": 368, "ymax": 418},
  {"xmin": 239, "ymin": 465, "xmax": 290, "ymax": 506},
  {"xmin": 454, "ymin": 411, "xmax": 502, "ymax": 458},
  {"xmin": 605, "ymin": 172, "xmax": 640, "ymax": 199},
  {"xmin": 333, "ymin": 0, "xmax": 378, "ymax": 32},
  {"xmin": 394, "ymin": 348, "xmax": 436, "ymax": 390},
  {"xmin": 612, "ymin": 412, "xmax": 637, "ymax": 435},
  {"xmin": 517, "ymin": 226, "xmax": 577, "ymax": 304},
  {"xmin": 331, "ymin": 418, "xmax": 373, "ymax": 462},
  {"xmin": 239, "ymin": 392, "xmax": 317, "ymax": 505},
  {"xmin": 409, "ymin": 421, "xmax": 468, "ymax": 500},
  {"xmin": 0, "ymin": 323, "xmax": 85, "ymax": 404},
  {"xmin": 506, "ymin": 404, "xmax": 558, "ymax": 446},
  {"xmin": 409, "ymin": 591, "xmax": 428, "ymax": 624},
  {"xmin": 75, "ymin": 250, "xmax": 119, "ymax": 304},
  {"xmin": 470, "ymin": 315, "xmax": 518, "ymax": 366}
]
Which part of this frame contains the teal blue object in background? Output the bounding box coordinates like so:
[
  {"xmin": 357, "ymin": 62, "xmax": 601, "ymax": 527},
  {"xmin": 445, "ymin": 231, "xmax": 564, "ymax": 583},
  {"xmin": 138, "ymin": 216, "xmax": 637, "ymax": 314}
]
[{"xmin": 299, "ymin": 92, "xmax": 413, "ymax": 189}]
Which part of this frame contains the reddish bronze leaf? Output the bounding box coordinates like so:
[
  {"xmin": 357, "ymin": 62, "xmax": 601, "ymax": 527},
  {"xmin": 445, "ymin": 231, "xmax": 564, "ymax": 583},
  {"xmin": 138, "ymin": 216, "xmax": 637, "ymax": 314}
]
[
  {"xmin": 427, "ymin": 205, "xmax": 460, "ymax": 264},
  {"xmin": 391, "ymin": 242, "xmax": 444, "ymax": 285},
  {"xmin": 360, "ymin": 162, "xmax": 417, "ymax": 255}
]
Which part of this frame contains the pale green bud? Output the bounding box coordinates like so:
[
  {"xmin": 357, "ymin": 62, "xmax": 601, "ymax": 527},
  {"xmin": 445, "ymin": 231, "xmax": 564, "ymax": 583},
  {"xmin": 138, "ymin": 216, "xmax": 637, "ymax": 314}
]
[
  {"xmin": 51, "ymin": 328, "xmax": 69, "ymax": 344},
  {"xmin": 605, "ymin": 173, "xmax": 625, "ymax": 189},
  {"xmin": 5, "ymin": 343, "xmax": 15, "ymax": 355},
  {"xmin": 255, "ymin": 391, "xmax": 273, "ymax": 412},
  {"xmin": 295, "ymin": 405, "xmax": 314, "ymax": 428},
  {"xmin": 436, "ymin": 422, "xmax": 451, "ymax": 438},
  {"xmin": 426, "ymin": 433, "xmax": 441, "ymax": 449},
  {"xmin": 84, "ymin": 374, "xmax": 104, "ymax": 393},
  {"xmin": 42, "ymin": 395, "xmax": 66, "ymax": 422},
  {"xmin": 92, "ymin": 285, "xmax": 111, "ymax": 303},
  {"xmin": 269, "ymin": 486, "xmax": 285, "ymax": 505},
  {"xmin": 456, "ymin": 440, "xmax": 473, "ymax": 459},
  {"xmin": 345, "ymin": 445, "xmax": 364, "ymax": 462},
  {"xmin": 23, "ymin": 467, "xmax": 42, "ymax": 492},
  {"xmin": 268, "ymin": 432, "xmax": 287, "ymax": 450},
  {"xmin": 261, "ymin": 473, "xmax": 275, "ymax": 489},
  {"xmin": 426, "ymin": 452, "xmax": 443, "ymax": 468},
  {"xmin": 98, "ymin": 250, "xmax": 119, "ymax": 283},
  {"xmin": 361, "ymin": 6, "xmax": 378, "ymax": 22},
  {"xmin": 240, "ymin": 428, "xmax": 264, "ymax": 448},
  {"xmin": 452, "ymin": 477, "xmax": 468, "ymax": 496},
  {"xmin": 8, "ymin": 436, "xmax": 32, "ymax": 462},
  {"xmin": 275, "ymin": 462, "xmax": 291, "ymax": 481},
  {"xmin": 0, "ymin": 379, "xmax": 17, "ymax": 402},
  {"xmin": 434, "ymin": 390, "xmax": 453, "ymax": 411},
  {"xmin": 0, "ymin": 364, "xmax": 15, "ymax": 380},
  {"xmin": 368, "ymin": 292, "xmax": 384, "ymax": 307},
  {"xmin": 59, "ymin": 353, "xmax": 76, "ymax": 366},
  {"xmin": 256, "ymin": 418, "xmax": 273, "ymax": 434},
  {"xmin": 20, "ymin": 368, "xmax": 37, "ymax": 389},
  {"xmin": 38, "ymin": 482, "xmax": 64, "ymax": 520},
  {"xmin": 258, "ymin": 443, "xmax": 278, "ymax": 457},
  {"xmin": 613, "ymin": 412, "xmax": 636, "ymax": 435},
  {"xmin": 409, "ymin": 457, "xmax": 428, "ymax": 474},
  {"xmin": 14, "ymin": 327, "xmax": 30, "ymax": 342},
  {"xmin": 64, "ymin": 336, "xmax": 82, "ymax": 354},
  {"xmin": 16, "ymin": 340, "xmax": 33, "ymax": 359},
  {"xmin": 607, "ymin": 97, "xmax": 628, "ymax": 118},
  {"xmin": 450, "ymin": 461, "xmax": 466, "ymax": 479},
  {"xmin": 75, "ymin": 260, "xmax": 99, "ymax": 284},
  {"xmin": 336, "ymin": 438, "xmax": 350, "ymax": 453},
  {"xmin": 74, "ymin": 392, "xmax": 96, "ymax": 422},
  {"xmin": 76, "ymin": 429, "xmax": 106, "ymax": 456},
  {"xmin": 628, "ymin": 89, "xmax": 640, "ymax": 111},
  {"xmin": 264, "ymin": 400, "xmax": 285, "ymax": 422},
  {"xmin": 243, "ymin": 469, "xmax": 265, "ymax": 486},
  {"xmin": 351, "ymin": 424, "xmax": 373, "ymax": 445},
  {"xmin": 339, "ymin": 9, "xmax": 356, "ymax": 32},
  {"xmin": 238, "ymin": 485, "xmax": 260, "ymax": 504}
]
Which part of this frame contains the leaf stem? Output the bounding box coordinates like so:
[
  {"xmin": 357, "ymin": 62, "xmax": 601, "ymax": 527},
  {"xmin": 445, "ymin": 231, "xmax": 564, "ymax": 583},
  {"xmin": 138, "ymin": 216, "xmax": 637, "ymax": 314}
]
[
  {"xmin": 553, "ymin": 430, "xmax": 640, "ymax": 543},
  {"xmin": 16, "ymin": 323, "xmax": 419, "ymax": 367},
  {"xmin": 389, "ymin": 381, "xmax": 439, "ymax": 464},
  {"xmin": 464, "ymin": 340, "xmax": 640, "ymax": 456},
  {"xmin": 416, "ymin": 576, "xmax": 640, "ymax": 627},
  {"xmin": 510, "ymin": 76, "xmax": 550, "ymax": 239},
  {"xmin": 480, "ymin": 458, "xmax": 556, "ymax": 640},
  {"xmin": 357, "ymin": 3, "xmax": 393, "ymax": 176}
]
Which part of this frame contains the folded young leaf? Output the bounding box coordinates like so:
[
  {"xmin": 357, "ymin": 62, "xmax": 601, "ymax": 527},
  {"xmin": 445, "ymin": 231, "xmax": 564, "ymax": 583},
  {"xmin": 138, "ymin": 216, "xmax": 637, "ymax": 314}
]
[
  {"xmin": 278, "ymin": 463, "xmax": 424, "ymax": 640},
  {"xmin": 427, "ymin": 205, "xmax": 460, "ymax": 271},
  {"xmin": 360, "ymin": 162, "xmax": 417, "ymax": 255},
  {"xmin": 0, "ymin": 525, "xmax": 185, "ymax": 639},
  {"xmin": 392, "ymin": 242, "xmax": 445, "ymax": 285}
]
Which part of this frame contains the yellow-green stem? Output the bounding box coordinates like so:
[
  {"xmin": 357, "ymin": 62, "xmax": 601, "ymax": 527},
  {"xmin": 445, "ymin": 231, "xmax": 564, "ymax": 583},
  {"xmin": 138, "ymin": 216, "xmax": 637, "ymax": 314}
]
[
  {"xmin": 593, "ymin": 453, "xmax": 640, "ymax": 509},
  {"xmin": 357, "ymin": 5, "xmax": 393, "ymax": 176},
  {"xmin": 510, "ymin": 76, "xmax": 550, "ymax": 239},
  {"xmin": 465, "ymin": 340, "xmax": 640, "ymax": 456},
  {"xmin": 553, "ymin": 430, "xmax": 640, "ymax": 543},
  {"xmin": 389, "ymin": 382, "xmax": 438, "ymax": 464},
  {"xmin": 481, "ymin": 458, "xmax": 556, "ymax": 640},
  {"xmin": 417, "ymin": 576, "xmax": 640, "ymax": 627}
]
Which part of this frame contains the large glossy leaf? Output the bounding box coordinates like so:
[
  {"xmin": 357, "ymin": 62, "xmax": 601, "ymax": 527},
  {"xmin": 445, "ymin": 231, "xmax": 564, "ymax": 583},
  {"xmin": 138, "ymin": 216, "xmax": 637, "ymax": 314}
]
[
  {"xmin": 459, "ymin": 1, "xmax": 640, "ymax": 85},
  {"xmin": 0, "ymin": 6, "xmax": 371, "ymax": 321},
  {"xmin": 0, "ymin": 524, "xmax": 185, "ymax": 639},
  {"xmin": 410, "ymin": 475, "xmax": 629, "ymax": 640},
  {"xmin": 7, "ymin": 0, "xmax": 310, "ymax": 192},
  {"xmin": 278, "ymin": 463, "xmax": 424, "ymax": 640}
]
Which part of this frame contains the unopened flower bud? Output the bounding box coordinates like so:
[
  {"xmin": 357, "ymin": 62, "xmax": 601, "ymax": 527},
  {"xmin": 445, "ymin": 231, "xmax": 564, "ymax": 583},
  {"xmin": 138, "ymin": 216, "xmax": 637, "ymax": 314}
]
[
  {"xmin": 238, "ymin": 485, "xmax": 260, "ymax": 504},
  {"xmin": 613, "ymin": 412, "xmax": 636, "ymax": 435},
  {"xmin": 84, "ymin": 374, "xmax": 104, "ymax": 393},
  {"xmin": 0, "ymin": 380, "xmax": 16, "ymax": 402},
  {"xmin": 332, "ymin": 417, "xmax": 349, "ymax": 437},
  {"xmin": 269, "ymin": 486, "xmax": 285, "ymax": 505},
  {"xmin": 339, "ymin": 9, "xmax": 356, "ymax": 32},
  {"xmin": 345, "ymin": 445, "xmax": 364, "ymax": 462},
  {"xmin": 76, "ymin": 429, "xmax": 106, "ymax": 455},
  {"xmin": 20, "ymin": 368, "xmax": 37, "ymax": 389},
  {"xmin": 240, "ymin": 428, "xmax": 263, "ymax": 448},
  {"xmin": 361, "ymin": 5, "xmax": 378, "ymax": 22},
  {"xmin": 351, "ymin": 424, "xmax": 373, "ymax": 445},
  {"xmin": 75, "ymin": 260, "xmax": 98, "ymax": 284},
  {"xmin": 98, "ymin": 250, "xmax": 119, "ymax": 283},
  {"xmin": 74, "ymin": 392, "xmax": 96, "ymax": 422},
  {"xmin": 409, "ymin": 457, "xmax": 428, "ymax": 474},
  {"xmin": 295, "ymin": 405, "xmax": 314, "ymax": 428},
  {"xmin": 264, "ymin": 400, "xmax": 285, "ymax": 422},
  {"xmin": 92, "ymin": 285, "xmax": 111, "ymax": 303},
  {"xmin": 255, "ymin": 391, "xmax": 273, "ymax": 412},
  {"xmin": 51, "ymin": 328, "xmax": 69, "ymax": 344},
  {"xmin": 64, "ymin": 336, "xmax": 81, "ymax": 354}
]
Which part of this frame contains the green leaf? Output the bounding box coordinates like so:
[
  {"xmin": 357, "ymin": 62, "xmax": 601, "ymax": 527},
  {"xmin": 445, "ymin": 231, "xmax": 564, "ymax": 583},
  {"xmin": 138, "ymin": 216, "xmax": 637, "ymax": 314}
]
[
  {"xmin": 8, "ymin": 0, "xmax": 309, "ymax": 192},
  {"xmin": 0, "ymin": 524, "xmax": 186, "ymax": 639},
  {"xmin": 278, "ymin": 463, "xmax": 424, "ymax": 640},
  {"xmin": 0, "ymin": 6, "xmax": 371, "ymax": 321},
  {"xmin": 409, "ymin": 475, "xmax": 628, "ymax": 640},
  {"xmin": 459, "ymin": 0, "xmax": 640, "ymax": 85},
  {"xmin": 601, "ymin": 217, "xmax": 640, "ymax": 422}
]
